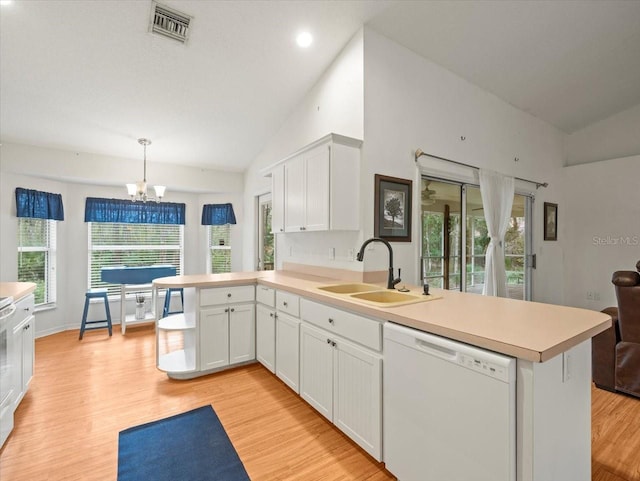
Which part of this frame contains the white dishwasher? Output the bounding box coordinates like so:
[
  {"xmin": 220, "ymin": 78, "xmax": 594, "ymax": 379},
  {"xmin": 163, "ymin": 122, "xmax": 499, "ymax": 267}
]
[{"xmin": 383, "ymin": 322, "xmax": 516, "ymax": 481}]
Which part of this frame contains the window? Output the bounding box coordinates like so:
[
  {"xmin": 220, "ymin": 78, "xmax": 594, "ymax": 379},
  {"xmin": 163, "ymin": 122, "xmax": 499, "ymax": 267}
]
[
  {"xmin": 257, "ymin": 194, "xmax": 274, "ymax": 271},
  {"xmin": 18, "ymin": 218, "xmax": 57, "ymax": 306},
  {"xmin": 88, "ymin": 223, "xmax": 183, "ymax": 296},
  {"xmin": 209, "ymin": 225, "xmax": 231, "ymax": 273}
]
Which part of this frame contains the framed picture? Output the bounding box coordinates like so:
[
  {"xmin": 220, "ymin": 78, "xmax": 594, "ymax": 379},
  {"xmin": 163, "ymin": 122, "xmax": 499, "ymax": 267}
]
[
  {"xmin": 374, "ymin": 174, "xmax": 412, "ymax": 242},
  {"xmin": 543, "ymin": 202, "xmax": 558, "ymax": 241}
]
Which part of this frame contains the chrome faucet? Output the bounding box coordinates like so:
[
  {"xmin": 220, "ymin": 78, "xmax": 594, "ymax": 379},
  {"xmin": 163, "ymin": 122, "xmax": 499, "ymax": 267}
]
[{"xmin": 356, "ymin": 237, "xmax": 401, "ymax": 290}]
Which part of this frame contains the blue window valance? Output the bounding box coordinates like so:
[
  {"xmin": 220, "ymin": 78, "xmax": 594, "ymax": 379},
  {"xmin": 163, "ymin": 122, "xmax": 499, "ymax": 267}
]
[
  {"xmin": 201, "ymin": 203, "xmax": 237, "ymax": 225},
  {"xmin": 84, "ymin": 197, "xmax": 186, "ymax": 225},
  {"xmin": 15, "ymin": 187, "xmax": 64, "ymax": 220}
]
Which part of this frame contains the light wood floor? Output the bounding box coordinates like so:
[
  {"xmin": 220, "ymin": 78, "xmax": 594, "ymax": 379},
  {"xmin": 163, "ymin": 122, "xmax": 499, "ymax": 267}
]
[{"xmin": 1, "ymin": 325, "xmax": 638, "ymax": 481}]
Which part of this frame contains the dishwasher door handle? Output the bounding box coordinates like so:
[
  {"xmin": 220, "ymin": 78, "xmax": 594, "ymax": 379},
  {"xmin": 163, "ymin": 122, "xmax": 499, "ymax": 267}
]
[{"xmin": 414, "ymin": 338, "xmax": 457, "ymax": 361}]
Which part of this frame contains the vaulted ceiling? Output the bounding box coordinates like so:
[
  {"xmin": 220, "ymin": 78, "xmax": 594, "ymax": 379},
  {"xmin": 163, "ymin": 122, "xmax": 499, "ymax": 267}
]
[{"xmin": 1, "ymin": 1, "xmax": 639, "ymax": 171}]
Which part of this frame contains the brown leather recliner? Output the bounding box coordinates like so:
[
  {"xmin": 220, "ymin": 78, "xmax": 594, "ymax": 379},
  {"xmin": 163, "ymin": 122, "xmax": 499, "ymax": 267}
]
[{"xmin": 592, "ymin": 260, "xmax": 640, "ymax": 398}]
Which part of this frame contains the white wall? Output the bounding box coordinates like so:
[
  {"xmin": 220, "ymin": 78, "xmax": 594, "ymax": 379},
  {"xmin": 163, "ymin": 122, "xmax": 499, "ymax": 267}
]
[
  {"xmin": 566, "ymin": 103, "xmax": 640, "ymax": 166},
  {"xmin": 242, "ymin": 27, "xmax": 570, "ymax": 305},
  {"xmin": 362, "ymin": 28, "xmax": 568, "ymax": 304},
  {"xmin": 0, "ymin": 143, "xmax": 244, "ymax": 337},
  {"xmin": 563, "ymin": 154, "xmax": 640, "ymax": 310},
  {"xmin": 242, "ymin": 30, "xmax": 364, "ymax": 272}
]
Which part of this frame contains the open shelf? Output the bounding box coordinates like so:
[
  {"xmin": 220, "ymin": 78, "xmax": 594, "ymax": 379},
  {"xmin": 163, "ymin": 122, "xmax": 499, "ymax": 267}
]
[
  {"xmin": 158, "ymin": 349, "xmax": 195, "ymax": 373},
  {"xmin": 157, "ymin": 313, "xmax": 196, "ymax": 331},
  {"xmin": 124, "ymin": 312, "xmax": 155, "ymax": 323}
]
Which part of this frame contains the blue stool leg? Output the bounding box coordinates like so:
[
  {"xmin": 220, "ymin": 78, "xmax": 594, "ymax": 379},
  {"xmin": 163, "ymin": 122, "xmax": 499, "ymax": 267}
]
[
  {"xmin": 80, "ymin": 296, "xmax": 90, "ymax": 340},
  {"xmin": 103, "ymin": 294, "xmax": 112, "ymax": 336},
  {"xmin": 163, "ymin": 291, "xmax": 171, "ymax": 318}
]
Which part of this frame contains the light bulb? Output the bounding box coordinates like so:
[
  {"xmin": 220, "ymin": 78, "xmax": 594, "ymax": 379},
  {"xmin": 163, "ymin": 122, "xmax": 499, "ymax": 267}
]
[{"xmin": 296, "ymin": 32, "xmax": 313, "ymax": 48}]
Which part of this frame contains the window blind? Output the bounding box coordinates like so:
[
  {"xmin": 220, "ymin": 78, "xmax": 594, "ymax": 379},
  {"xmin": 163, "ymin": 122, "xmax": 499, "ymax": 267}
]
[
  {"xmin": 88, "ymin": 222, "xmax": 184, "ymax": 295},
  {"xmin": 209, "ymin": 225, "xmax": 231, "ymax": 273}
]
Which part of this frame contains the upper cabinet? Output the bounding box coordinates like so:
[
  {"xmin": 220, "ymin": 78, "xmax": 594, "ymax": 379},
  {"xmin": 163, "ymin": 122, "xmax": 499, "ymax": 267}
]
[{"xmin": 267, "ymin": 133, "xmax": 361, "ymax": 233}]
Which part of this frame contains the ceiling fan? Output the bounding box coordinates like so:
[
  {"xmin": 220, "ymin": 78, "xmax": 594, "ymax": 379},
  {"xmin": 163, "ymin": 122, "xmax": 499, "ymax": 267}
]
[{"xmin": 422, "ymin": 181, "xmax": 436, "ymax": 206}]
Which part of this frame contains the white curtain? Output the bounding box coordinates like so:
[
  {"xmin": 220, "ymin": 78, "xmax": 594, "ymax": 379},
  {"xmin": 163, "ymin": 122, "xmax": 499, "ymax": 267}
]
[{"xmin": 479, "ymin": 169, "xmax": 514, "ymax": 297}]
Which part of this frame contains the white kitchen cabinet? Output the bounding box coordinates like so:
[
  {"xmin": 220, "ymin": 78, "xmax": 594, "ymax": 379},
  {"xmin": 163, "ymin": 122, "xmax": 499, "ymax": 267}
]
[
  {"xmin": 200, "ymin": 306, "xmax": 229, "ymax": 370},
  {"xmin": 200, "ymin": 304, "xmax": 255, "ymax": 370},
  {"xmin": 271, "ymin": 164, "xmax": 285, "ymax": 234},
  {"xmin": 157, "ymin": 285, "xmax": 255, "ymax": 378},
  {"xmin": 284, "ymin": 155, "xmax": 308, "ymax": 232},
  {"xmin": 300, "ymin": 322, "xmax": 382, "ymax": 460},
  {"xmin": 284, "ymin": 143, "xmax": 331, "ymax": 232},
  {"xmin": 256, "ymin": 303, "xmax": 276, "ymax": 373},
  {"xmin": 268, "ymin": 133, "xmax": 361, "ymax": 233},
  {"xmin": 200, "ymin": 285, "xmax": 254, "ymax": 306},
  {"xmin": 275, "ymin": 311, "xmax": 300, "ymax": 393},
  {"xmin": 229, "ymin": 304, "xmax": 255, "ymax": 364},
  {"xmin": 12, "ymin": 294, "xmax": 35, "ymax": 408},
  {"xmin": 300, "ymin": 324, "xmax": 334, "ymax": 420}
]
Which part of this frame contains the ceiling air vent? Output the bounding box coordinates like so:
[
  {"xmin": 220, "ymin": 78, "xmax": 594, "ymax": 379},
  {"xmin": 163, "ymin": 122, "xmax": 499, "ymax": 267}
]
[{"xmin": 150, "ymin": 2, "xmax": 192, "ymax": 44}]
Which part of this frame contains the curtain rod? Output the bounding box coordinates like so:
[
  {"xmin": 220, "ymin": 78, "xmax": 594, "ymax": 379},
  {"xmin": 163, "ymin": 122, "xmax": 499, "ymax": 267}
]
[{"xmin": 414, "ymin": 148, "xmax": 548, "ymax": 189}]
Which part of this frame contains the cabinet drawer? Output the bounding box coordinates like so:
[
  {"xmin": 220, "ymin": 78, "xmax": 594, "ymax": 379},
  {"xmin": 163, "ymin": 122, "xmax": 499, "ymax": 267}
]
[
  {"xmin": 276, "ymin": 290, "xmax": 300, "ymax": 317},
  {"xmin": 15, "ymin": 295, "xmax": 35, "ymax": 325},
  {"xmin": 256, "ymin": 285, "xmax": 275, "ymax": 307},
  {"xmin": 300, "ymin": 299, "xmax": 381, "ymax": 351},
  {"xmin": 200, "ymin": 285, "xmax": 255, "ymax": 306}
]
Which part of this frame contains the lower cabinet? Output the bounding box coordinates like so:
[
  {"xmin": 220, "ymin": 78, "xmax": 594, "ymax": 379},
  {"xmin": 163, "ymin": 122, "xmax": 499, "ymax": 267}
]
[
  {"xmin": 200, "ymin": 304, "xmax": 255, "ymax": 371},
  {"xmin": 300, "ymin": 323, "xmax": 382, "ymax": 460},
  {"xmin": 275, "ymin": 311, "xmax": 300, "ymax": 393},
  {"xmin": 256, "ymin": 304, "xmax": 276, "ymax": 373},
  {"xmin": 13, "ymin": 294, "xmax": 35, "ymax": 409}
]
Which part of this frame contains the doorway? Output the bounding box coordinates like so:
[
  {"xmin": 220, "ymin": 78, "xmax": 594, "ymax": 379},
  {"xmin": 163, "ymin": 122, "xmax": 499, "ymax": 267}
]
[{"xmin": 420, "ymin": 178, "xmax": 532, "ymax": 300}]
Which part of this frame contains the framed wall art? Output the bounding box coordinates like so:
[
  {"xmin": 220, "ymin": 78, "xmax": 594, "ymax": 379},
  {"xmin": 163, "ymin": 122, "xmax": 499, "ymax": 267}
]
[{"xmin": 374, "ymin": 174, "xmax": 412, "ymax": 242}]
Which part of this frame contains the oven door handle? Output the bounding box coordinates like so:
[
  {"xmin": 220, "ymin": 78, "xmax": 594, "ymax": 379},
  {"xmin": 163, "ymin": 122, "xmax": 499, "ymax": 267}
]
[{"xmin": 0, "ymin": 304, "xmax": 16, "ymax": 321}]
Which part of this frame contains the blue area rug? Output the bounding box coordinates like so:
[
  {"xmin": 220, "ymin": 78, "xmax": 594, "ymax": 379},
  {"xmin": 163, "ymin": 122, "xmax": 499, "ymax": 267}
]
[{"xmin": 118, "ymin": 405, "xmax": 250, "ymax": 481}]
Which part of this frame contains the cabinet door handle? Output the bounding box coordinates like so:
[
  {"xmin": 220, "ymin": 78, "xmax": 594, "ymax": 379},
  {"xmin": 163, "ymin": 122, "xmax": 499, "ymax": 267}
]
[
  {"xmin": 230, "ymin": 308, "xmax": 235, "ymax": 313},
  {"xmin": 328, "ymin": 318, "xmax": 334, "ymax": 324},
  {"xmin": 283, "ymin": 301, "xmax": 288, "ymax": 307},
  {"xmin": 332, "ymin": 341, "xmax": 337, "ymax": 347},
  {"xmin": 225, "ymin": 308, "xmax": 229, "ymax": 313},
  {"xmin": 24, "ymin": 307, "xmax": 30, "ymax": 312},
  {"xmin": 280, "ymin": 228, "xmax": 284, "ymax": 232},
  {"xmin": 327, "ymin": 339, "xmax": 332, "ymax": 344},
  {"xmin": 227, "ymin": 293, "xmax": 232, "ymax": 298},
  {"xmin": 269, "ymin": 313, "xmax": 274, "ymax": 318}
]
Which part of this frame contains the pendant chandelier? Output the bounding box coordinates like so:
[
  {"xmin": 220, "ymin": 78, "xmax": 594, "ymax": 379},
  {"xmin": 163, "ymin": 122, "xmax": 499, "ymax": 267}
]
[{"xmin": 126, "ymin": 138, "xmax": 166, "ymax": 202}]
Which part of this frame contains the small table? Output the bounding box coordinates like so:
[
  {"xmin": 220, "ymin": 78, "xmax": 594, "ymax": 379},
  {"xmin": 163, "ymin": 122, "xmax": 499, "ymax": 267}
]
[{"xmin": 101, "ymin": 266, "xmax": 176, "ymax": 334}]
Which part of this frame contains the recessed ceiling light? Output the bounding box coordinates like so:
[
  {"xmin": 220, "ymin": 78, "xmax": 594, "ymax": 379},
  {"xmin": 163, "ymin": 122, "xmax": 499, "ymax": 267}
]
[
  {"xmin": 296, "ymin": 32, "xmax": 313, "ymax": 48},
  {"xmin": 0, "ymin": 0, "xmax": 14, "ymax": 6}
]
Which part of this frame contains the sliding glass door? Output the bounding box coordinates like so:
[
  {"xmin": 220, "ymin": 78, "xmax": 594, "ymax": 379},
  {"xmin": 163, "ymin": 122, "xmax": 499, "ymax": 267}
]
[{"xmin": 420, "ymin": 178, "xmax": 532, "ymax": 300}]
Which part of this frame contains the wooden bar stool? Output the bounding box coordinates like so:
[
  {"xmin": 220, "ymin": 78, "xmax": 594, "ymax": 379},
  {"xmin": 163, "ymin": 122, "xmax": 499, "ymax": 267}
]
[
  {"xmin": 80, "ymin": 288, "xmax": 112, "ymax": 339},
  {"xmin": 162, "ymin": 288, "xmax": 184, "ymax": 318}
]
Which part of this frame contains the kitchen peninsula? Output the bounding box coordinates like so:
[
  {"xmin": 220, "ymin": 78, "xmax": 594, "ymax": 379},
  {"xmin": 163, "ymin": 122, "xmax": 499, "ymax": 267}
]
[{"xmin": 153, "ymin": 269, "xmax": 611, "ymax": 481}]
